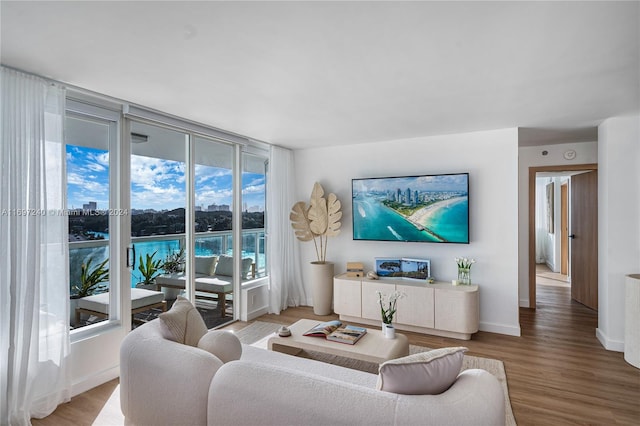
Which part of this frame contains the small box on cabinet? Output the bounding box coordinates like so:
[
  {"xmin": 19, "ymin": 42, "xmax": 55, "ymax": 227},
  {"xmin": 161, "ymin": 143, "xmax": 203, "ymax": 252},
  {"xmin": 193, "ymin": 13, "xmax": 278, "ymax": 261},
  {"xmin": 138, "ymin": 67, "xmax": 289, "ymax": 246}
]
[{"xmin": 346, "ymin": 262, "xmax": 364, "ymax": 277}]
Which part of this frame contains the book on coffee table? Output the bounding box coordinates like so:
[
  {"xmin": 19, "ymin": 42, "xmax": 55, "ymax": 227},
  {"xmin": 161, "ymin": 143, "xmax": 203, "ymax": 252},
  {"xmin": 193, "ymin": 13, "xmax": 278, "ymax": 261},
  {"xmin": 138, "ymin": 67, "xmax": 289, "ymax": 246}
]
[
  {"xmin": 326, "ymin": 325, "xmax": 367, "ymax": 345},
  {"xmin": 303, "ymin": 320, "xmax": 343, "ymax": 337}
]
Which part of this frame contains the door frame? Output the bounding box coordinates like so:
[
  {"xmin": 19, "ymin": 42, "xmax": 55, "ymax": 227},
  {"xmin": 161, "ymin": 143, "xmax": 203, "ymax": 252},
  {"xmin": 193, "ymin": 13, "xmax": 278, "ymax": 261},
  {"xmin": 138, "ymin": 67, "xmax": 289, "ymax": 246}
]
[{"xmin": 528, "ymin": 163, "xmax": 597, "ymax": 308}]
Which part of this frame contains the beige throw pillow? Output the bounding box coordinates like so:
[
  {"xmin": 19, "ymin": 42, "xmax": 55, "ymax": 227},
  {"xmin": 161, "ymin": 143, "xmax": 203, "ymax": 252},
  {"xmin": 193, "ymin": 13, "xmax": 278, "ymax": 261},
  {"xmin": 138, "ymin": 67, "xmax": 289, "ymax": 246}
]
[
  {"xmin": 159, "ymin": 296, "xmax": 208, "ymax": 346},
  {"xmin": 197, "ymin": 330, "xmax": 242, "ymax": 363},
  {"xmin": 377, "ymin": 347, "xmax": 468, "ymax": 395}
]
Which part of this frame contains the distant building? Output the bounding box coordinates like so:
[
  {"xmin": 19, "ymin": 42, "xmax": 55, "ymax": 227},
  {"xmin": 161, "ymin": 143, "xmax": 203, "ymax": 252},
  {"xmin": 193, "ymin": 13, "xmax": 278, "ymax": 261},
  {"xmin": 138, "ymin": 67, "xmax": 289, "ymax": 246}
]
[
  {"xmin": 195, "ymin": 205, "xmax": 202, "ymax": 211},
  {"xmin": 83, "ymin": 201, "xmax": 97, "ymax": 210}
]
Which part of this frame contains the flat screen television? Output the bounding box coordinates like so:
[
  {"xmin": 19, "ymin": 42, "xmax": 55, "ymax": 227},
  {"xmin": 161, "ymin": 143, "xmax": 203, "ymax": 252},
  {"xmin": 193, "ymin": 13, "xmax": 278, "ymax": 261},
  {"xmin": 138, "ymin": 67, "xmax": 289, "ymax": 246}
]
[{"xmin": 352, "ymin": 173, "xmax": 469, "ymax": 244}]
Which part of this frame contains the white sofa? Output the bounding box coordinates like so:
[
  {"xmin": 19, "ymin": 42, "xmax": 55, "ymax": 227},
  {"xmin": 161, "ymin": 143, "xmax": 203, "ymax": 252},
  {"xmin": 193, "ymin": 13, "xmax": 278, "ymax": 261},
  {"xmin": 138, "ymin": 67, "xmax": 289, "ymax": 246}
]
[{"xmin": 120, "ymin": 320, "xmax": 505, "ymax": 426}]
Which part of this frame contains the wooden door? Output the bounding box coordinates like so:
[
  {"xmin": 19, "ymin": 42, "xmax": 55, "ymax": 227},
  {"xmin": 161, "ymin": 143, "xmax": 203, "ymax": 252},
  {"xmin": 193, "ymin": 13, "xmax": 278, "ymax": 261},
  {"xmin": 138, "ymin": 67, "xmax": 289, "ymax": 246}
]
[
  {"xmin": 560, "ymin": 183, "xmax": 569, "ymax": 275},
  {"xmin": 570, "ymin": 171, "xmax": 598, "ymax": 311}
]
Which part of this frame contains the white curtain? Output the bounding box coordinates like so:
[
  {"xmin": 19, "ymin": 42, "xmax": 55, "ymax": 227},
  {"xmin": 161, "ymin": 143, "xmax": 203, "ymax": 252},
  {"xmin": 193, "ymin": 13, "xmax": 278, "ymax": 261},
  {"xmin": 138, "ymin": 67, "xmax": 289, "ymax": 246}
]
[
  {"xmin": 534, "ymin": 178, "xmax": 548, "ymax": 264},
  {"xmin": 0, "ymin": 67, "xmax": 70, "ymax": 425},
  {"xmin": 266, "ymin": 146, "xmax": 306, "ymax": 314}
]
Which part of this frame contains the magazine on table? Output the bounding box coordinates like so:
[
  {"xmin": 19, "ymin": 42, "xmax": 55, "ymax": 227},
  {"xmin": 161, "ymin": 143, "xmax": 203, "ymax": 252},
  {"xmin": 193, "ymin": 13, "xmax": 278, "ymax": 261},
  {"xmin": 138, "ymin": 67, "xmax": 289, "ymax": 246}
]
[
  {"xmin": 303, "ymin": 321, "xmax": 367, "ymax": 345},
  {"xmin": 326, "ymin": 325, "xmax": 367, "ymax": 345},
  {"xmin": 303, "ymin": 320, "xmax": 343, "ymax": 337}
]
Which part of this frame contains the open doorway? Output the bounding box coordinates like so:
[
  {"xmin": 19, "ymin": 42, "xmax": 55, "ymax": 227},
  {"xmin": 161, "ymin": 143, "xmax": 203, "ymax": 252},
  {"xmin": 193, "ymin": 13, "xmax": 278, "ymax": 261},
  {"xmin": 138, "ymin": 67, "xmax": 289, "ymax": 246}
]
[{"xmin": 528, "ymin": 164, "xmax": 598, "ymax": 309}]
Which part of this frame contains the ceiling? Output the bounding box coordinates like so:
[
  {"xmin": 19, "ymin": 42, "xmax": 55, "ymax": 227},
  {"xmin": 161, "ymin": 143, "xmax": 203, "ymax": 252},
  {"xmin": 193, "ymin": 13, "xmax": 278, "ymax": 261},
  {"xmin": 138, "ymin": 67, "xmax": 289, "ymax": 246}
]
[{"xmin": 1, "ymin": 1, "xmax": 638, "ymax": 150}]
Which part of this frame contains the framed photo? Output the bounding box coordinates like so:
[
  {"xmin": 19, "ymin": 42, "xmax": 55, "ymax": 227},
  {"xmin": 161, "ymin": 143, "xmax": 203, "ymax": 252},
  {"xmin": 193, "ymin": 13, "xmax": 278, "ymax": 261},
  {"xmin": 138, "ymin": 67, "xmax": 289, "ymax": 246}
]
[
  {"xmin": 401, "ymin": 258, "xmax": 431, "ymax": 281},
  {"xmin": 375, "ymin": 258, "xmax": 402, "ymax": 277}
]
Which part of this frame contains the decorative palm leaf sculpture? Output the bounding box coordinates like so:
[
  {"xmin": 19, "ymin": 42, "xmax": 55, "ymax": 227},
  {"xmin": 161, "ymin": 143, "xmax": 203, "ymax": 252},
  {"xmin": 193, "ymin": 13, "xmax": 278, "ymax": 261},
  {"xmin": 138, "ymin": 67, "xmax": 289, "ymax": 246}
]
[{"xmin": 290, "ymin": 182, "xmax": 342, "ymax": 263}]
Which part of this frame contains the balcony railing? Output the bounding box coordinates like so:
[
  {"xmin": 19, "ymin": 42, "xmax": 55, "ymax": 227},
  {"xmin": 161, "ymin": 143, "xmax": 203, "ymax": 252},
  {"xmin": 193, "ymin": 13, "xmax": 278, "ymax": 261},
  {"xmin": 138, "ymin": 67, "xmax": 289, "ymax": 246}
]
[{"xmin": 69, "ymin": 228, "xmax": 266, "ymax": 291}]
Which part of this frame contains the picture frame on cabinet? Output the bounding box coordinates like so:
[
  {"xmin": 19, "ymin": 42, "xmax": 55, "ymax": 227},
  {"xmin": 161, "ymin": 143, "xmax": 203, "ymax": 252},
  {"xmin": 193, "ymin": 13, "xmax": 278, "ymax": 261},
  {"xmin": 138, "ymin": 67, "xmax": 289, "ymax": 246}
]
[{"xmin": 375, "ymin": 257, "xmax": 431, "ymax": 281}]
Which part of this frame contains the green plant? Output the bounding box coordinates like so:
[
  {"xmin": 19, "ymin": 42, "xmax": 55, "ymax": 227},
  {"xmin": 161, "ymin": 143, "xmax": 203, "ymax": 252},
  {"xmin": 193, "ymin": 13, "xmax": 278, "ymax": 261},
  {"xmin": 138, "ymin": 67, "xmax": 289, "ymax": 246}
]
[
  {"xmin": 136, "ymin": 251, "xmax": 163, "ymax": 285},
  {"xmin": 376, "ymin": 290, "xmax": 406, "ymax": 324},
  {"xmin": 72, "ymin": 257, "xmax": 109, "ymax": 298},
  {"xmin": 162, "ymin": 247, "xmax": 185, "ymax": 274},
  {"xmin": 290, "ymin": 182, "xmax": 342, "ymax": 263}
]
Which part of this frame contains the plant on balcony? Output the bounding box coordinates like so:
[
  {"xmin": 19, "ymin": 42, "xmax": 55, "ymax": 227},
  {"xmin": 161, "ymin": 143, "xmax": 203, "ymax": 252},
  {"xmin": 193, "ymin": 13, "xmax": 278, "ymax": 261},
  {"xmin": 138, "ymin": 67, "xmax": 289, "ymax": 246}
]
[
  {"xmin": 136, "ymin": 251, "xmax": 163, "ymax": 288},
  {"xmin": 162, "ymin": 247, "xmax": 185, "ymax": 274},
  {"xmin": 290, "ymin": 182, "xmax": 342, "ymax": 263},
  {"xmin": 71, "ymin": 257, "xmax": 109, "ymax": 298}
]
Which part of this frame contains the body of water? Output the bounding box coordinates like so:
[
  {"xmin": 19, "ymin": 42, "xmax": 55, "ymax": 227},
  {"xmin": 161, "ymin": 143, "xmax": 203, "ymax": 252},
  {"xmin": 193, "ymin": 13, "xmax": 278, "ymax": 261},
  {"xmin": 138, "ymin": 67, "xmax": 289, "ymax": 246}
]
[
  {"xmin": 353, "ymin": 196, "xmax": 469, "ymax": 243},
  {"xmin": 74, "ymin": 232, "xmax": 264, "ymax": 289}
]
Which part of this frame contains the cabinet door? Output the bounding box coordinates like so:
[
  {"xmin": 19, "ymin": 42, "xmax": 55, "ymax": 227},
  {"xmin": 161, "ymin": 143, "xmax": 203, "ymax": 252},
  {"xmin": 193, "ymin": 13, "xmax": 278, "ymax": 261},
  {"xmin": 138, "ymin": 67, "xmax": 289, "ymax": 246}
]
[
  {"xmin": 361, "ymin": 281, "xmax": 394, "ymax": 321},
  {"xmin": 434, "ymin": 288, "xmax": 479, "ymax": 333},
  {"xmin": 333, "ymin": 277, "xmax": 361, "ymax": 317},
  {"xmin": 396, "ymin": 284, "xmax": 435, "ymax": 328}
]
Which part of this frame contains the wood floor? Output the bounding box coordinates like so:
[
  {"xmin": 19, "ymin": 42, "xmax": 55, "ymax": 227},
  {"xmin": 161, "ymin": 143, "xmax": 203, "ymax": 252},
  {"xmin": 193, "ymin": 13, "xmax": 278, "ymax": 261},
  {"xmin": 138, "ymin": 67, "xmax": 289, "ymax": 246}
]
[{"xmin": 33, "ymin": 284, "xmax": 640, "ymax": 426}]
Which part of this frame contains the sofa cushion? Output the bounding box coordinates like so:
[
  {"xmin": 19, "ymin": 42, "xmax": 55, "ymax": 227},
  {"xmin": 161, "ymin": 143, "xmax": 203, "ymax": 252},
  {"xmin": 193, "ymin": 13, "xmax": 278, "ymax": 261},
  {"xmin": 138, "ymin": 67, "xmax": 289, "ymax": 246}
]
[
  {"xmin": 213, "ymin": 254, "xmax": 254, "ymax": 278},
  {"xmin": 158, "ymin": 296, "xmax": 208, "ymax": 346},
  {"xmin": 195, "ymin": 256, "xmax": 217, "ymax": 275},
  {"xmin": 376, "ymin": 347, "xmax": 467, "ymax": 395},
  {"xmin": 241, "ymin": 257, "xmax": 253, "ymax": 278},
  {"xmin": 197, "ymin": 330, "xmax": 242, "ymax": 363},
  {"xmin": 214, "ymin": 255, "xmax": 234, "ymax": 277}
]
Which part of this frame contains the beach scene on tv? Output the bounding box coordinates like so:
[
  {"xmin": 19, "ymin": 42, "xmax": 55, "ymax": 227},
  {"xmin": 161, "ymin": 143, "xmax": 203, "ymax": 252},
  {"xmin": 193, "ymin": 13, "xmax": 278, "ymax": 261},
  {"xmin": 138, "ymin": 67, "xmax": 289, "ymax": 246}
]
[{"xmin": 352, "ymin": 173, "xmax": 469, "ymax": 243}]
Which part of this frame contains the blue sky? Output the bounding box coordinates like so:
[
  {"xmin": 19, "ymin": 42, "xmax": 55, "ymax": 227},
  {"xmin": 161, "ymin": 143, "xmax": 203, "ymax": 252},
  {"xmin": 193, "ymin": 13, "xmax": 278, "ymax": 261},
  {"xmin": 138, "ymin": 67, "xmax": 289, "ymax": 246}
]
[{"xmin": 66, "ymin": 145, "xmax": 265, "ymax": 211}]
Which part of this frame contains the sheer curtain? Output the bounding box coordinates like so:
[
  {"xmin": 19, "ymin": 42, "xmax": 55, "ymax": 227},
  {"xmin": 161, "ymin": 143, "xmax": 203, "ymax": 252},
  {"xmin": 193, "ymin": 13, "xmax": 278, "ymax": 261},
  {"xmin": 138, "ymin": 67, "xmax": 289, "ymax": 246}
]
[
  {"xmin": 0, "ymin": 67, "xmax": 70, "ymax": 424},
  {"xmin": 266, "ymin": 146, "xmax": 306, "ymax": 314},
  {"xmin": 534, "ymin": 178, "xmax": 548, "ymax": 264}
]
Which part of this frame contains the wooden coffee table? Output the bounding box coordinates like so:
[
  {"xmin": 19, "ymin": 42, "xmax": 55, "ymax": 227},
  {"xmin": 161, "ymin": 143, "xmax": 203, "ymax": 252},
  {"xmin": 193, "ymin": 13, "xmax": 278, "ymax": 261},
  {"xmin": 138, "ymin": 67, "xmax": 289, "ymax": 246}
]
[{"xmin": 267, "ymin": 318, "xmax": 409, "ymax": 364}]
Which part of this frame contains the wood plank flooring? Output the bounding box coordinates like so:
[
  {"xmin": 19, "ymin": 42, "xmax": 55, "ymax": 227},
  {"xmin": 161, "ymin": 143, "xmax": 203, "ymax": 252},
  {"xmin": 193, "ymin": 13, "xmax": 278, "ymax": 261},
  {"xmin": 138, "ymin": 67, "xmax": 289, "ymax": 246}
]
[{"xmin": 33, "ymin": 284, "xmax": 640, "ymax": 425}]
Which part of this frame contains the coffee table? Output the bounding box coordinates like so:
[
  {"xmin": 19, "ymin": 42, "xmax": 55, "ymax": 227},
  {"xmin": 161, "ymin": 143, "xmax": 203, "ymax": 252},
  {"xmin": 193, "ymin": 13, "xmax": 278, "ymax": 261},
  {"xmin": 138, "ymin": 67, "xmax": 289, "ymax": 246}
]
[{"xmin": 267, "ymin": 318, "xmax": 409, "ymax": 364}]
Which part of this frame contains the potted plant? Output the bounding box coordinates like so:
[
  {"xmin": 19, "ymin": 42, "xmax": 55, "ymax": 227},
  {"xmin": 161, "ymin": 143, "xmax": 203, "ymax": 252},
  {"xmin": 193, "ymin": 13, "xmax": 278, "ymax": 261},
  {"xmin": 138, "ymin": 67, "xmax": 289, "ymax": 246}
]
[
  {"xmin": 70, "ymin": 257, "xmax": 109, "ymax": 326},
  {"xmin": 135, "ymin": 251, "xmax": 163, "ymax": 290},
  {"xmin": 290, "ymin": 182, "xmax": 342, "ymax": 315},
  {"xmin": 72, "ymin": 257, "xmax": 110, "ymax": 298},
  {"xmin": 376, "ymin": 290, "xmax": 406, "ymax": 339},
  {"xmin": 162, "ymin": 247, "xmax": 185, "ymax": 274}
]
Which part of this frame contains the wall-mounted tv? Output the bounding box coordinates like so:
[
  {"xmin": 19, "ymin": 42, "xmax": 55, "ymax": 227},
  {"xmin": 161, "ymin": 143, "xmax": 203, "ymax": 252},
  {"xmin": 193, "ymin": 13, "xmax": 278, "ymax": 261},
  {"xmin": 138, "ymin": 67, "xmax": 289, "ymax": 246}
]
[{"xmin": 352, "ymin": 173, "xmax": 469, "ymax": 244}]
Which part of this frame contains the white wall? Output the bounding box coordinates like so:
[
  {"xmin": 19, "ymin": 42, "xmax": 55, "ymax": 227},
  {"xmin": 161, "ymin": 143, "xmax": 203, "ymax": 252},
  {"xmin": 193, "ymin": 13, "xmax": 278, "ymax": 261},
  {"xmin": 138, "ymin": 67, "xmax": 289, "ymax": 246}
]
[
  {"xmin": 517, "ymin": 141, "xmax": 598, "ymax": 306},
  {"xmin": 597, "ymin": 115, "xmax": 640, "ymax": 352},
  {"xmin": 294, "ymin": 128, "xmax": 521, "ymax": 336}
]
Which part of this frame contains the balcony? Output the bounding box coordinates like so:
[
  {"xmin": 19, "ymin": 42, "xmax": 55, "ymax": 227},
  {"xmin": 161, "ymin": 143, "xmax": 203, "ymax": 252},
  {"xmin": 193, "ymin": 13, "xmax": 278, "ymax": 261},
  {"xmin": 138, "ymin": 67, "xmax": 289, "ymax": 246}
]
[{"xmin": 69, "ymin": 228, "xmax": 266, "ymax": 328}]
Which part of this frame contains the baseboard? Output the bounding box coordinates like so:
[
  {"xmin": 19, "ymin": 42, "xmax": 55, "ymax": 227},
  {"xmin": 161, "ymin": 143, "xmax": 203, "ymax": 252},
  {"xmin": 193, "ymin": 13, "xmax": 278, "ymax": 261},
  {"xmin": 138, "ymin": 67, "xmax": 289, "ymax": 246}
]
[
  {"xmin": 244, "ymin": 305, "xmax": 269, "ymax": 321},
  {"xmin": 479, "ymin": 321, "xmax": 521, "ymax": 337},
  {"xmin": 71, "ymin": 365, "xmax": 120, "ymax": 398},
  {"xmin": 596, "ymin": 328, "xmax": 625, "ymax": 352},
  {"xmin": 519, "ymin": 298, "xmax": 530, "ymax": 308}
]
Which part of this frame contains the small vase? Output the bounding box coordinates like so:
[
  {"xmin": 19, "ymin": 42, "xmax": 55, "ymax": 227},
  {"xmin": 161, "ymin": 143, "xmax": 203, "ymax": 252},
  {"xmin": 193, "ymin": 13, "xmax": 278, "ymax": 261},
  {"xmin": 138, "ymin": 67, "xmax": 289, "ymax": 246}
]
[
  {"xmin": 382, "ymin": 322, "xmax": 396, "ymax": 339},
  {"xmin": 458, "ymin": 267, "xmax": 471, "ymax": 285}
]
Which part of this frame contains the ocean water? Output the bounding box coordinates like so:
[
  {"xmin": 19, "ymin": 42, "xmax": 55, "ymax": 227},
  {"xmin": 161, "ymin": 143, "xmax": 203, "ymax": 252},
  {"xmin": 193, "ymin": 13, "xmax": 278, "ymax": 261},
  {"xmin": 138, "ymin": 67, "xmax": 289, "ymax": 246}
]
[
  {"xmin": 72, "ymin": 232, "xmax": 263, "ymax": 289},
  {"xmin": 353, "ymin": 196, "xmax": 469, "ymax": 243}
]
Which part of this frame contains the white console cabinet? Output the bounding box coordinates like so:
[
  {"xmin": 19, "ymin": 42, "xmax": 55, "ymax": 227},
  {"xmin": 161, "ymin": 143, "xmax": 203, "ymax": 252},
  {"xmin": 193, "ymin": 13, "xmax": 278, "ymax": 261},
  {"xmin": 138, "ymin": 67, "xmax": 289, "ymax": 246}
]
[{"xmin": 334, "ymin": 274, "xmax": 479, "ymax": 340}]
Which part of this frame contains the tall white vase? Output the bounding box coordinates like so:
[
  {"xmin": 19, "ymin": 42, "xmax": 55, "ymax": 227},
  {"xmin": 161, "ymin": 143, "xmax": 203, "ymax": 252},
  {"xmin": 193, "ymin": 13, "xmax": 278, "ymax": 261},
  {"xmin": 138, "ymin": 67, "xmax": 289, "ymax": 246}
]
[{"xmin": 310, "ymin": 261, "xmax": 334, "ymax": 315}]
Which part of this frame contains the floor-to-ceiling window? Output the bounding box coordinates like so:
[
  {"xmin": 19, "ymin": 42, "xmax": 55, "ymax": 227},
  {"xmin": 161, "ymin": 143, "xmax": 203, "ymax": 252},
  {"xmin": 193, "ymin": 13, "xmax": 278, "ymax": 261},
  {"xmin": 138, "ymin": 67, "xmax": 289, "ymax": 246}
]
[{"xmin": 66, "ymin": 101, "xmax": 119, "ymax": 330}]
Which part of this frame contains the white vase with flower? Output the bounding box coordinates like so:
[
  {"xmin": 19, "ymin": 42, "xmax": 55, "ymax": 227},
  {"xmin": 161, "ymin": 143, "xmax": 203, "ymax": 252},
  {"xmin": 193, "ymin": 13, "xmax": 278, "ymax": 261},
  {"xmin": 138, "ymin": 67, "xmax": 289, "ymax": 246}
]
[{"xmin": 376, "ymin": 290, "xmax": 406, "ymax": 339}]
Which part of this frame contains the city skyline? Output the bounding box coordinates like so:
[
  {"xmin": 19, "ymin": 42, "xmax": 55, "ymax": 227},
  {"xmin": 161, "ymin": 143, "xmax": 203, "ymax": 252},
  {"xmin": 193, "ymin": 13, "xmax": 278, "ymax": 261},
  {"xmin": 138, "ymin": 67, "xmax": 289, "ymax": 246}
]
[{"xmin": 66, "ymin": 145, "xmax": 265, "ymax": 212}]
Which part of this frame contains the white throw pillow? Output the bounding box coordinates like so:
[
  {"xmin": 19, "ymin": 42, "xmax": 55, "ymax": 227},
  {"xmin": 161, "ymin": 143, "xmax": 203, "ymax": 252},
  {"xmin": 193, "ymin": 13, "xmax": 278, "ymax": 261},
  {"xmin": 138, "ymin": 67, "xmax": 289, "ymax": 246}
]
[
  {"xmin": 197, "ymin": 330, "xmax": 242, "ymax": 363},
  {"xmin": 195, "ymin": 256, "xmax": 217, "ymax": 275},
  {"xmin": 159, "ymin": 296, "xmax": 208, "ymax": 346},
  {"xmin": 377, "ymin": 347, "xmax": 468, "ymax": 395},
  {"xmin": 214, "ymin": 255, "xmax": 234, "ymax": 277}
]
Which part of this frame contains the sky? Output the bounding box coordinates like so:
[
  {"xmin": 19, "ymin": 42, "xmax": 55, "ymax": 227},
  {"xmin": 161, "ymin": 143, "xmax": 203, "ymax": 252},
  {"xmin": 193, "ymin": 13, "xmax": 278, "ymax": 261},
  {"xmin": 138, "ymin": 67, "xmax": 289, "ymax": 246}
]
[
  {"xmin": 353, "ymin": 173, "xmax": 469, "ymax": 193},
  {"xmin": 66, "ymin": 145, "xmax": 265, "ymax": 211}
]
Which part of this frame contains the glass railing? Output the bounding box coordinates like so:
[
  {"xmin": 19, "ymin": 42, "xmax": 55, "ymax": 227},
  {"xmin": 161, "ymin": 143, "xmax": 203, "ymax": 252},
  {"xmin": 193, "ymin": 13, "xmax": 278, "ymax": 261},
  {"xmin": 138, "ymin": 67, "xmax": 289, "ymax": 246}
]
[{"xmin": 68, "ymin": 228, "xmax": 266, "ymax": 294}]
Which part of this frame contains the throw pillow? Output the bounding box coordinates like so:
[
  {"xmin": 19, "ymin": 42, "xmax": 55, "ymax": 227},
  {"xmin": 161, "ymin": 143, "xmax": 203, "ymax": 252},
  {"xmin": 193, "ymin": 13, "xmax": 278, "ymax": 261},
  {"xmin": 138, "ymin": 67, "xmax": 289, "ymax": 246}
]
[
  {"xmin": 214, "ymin": 255, "xmax": 234, "ymax": 277},
  {"xmin": 377, "ymin": 347, "xmax": 468, "ymax": 395},
  {"xmin": 197, "ymin": 330, "xmax": 242, "ymax": 363},
  {"xmin": 159, "ymin": 296, "xmax": 208, "ymax": 346},
  {"xmin": 241, "ymin": 257, "xmax": 253, "ymax": 279},
  {"xmin": 195, "ymin": 256, "xmax": 217, "ymax": 275}
]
